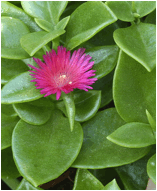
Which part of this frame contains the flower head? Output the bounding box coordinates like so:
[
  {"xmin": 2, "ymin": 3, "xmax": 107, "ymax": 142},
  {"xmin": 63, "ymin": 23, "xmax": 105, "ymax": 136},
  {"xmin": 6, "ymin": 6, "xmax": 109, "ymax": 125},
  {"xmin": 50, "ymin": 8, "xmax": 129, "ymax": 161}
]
[{"xmin": 28, "ymin": 46, "xmax": 97, "ymax": 100}]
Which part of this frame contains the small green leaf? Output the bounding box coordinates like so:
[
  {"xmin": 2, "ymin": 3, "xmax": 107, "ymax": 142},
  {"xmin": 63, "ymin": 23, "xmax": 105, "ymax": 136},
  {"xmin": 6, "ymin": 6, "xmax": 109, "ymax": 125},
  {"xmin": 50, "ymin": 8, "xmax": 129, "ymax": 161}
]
[
  {"xmin": 113, "ymin": 51, "xmax": 156, "ymax": 123},
  {"xmin": 56, "ymin": 16, "xmax": 70, "ymax": 30},
  {"xmin": 146, "ymin": 110, "xmax": 156, "ymax": 133},
  {"xmin": 66, "ymin": 1, "xmax": 117, "ymax": 50},
  {"xmin": 21, "ymin": 1, "xmax": 68, "ymax": 25},
  {"xmin": 104, "ymin": 179, "xmax": 120, "ymax": 190},
  {"xmin": 62, "ymin": 92, "xmax": 75, "ymax": 131},
  {"xmin": 17, "ymin": 179, "xmax": 43, "ymax": 190},
  {"xmin": 1, "ymin": 147, "xmax": 21, "ymax": 179},
  {"xmin": 86, "ymin": 45, "xmax": 119, "ymax": 79},
  {"xmin": 114, "ymin": 23, "xmax": 156, "ymax": 72},
  {"xmin": 147, "ymin": 154, "xmax": 156, "ymax": 184},
  {"xmin": 1, "ymin": 58, "xmax": 28, "ymax": 84},
  {"xmin": 20, "ymin": 29, "xmax": 65, "ymax": 56},
  {"xmin": 34, "ymin": 18, "xmax": 55, "ymax": 32},
  {"xmin": 134, "ymin": 1, "xmax": 156, "ymax": 18},
  {"xmin": 73, "ymin": 169, "xmax": 105, "ymax": 190},
  {"xmin": 12, "ymin": 110, "xmax": 83, "ymax": 187},
  {"xmin": 1, "ymin": 113, "xmax": 19, "ymax": 150},
  {"xmin": 106, "ymin": 1, "xmax": 134, "ymax": 22},
  {"xmin": 1, "ymin": 17, "xmax": 30, "ymax": 59},
  {"xmin": 72, "ymin": 108, "xmax": 150, "ymax": 169},
  {"xmin": 1, "ymin": 71, "xmax": 43, "ymax": 104},
  {"xmin": 107, "ymin": 122, "xmax": 155, "ymax": 148}
]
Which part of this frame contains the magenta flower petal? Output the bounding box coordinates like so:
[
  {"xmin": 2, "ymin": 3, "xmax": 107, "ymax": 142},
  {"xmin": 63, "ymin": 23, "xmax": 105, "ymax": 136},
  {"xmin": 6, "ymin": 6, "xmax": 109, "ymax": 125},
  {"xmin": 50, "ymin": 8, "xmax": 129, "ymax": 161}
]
[{"xmin": 29, "ymin": 46, "xmax": 97, "ymax": 100}]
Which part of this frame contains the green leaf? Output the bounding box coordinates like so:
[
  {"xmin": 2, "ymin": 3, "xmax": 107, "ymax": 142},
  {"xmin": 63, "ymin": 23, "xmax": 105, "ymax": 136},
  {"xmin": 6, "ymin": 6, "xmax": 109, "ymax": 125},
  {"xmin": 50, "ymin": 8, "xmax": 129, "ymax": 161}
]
[
  {"xmin": 1, "ymin": 71, "xmax": 43, "ymax": 104},
  {"xmin": 113, "ymin": 51, "xmax": 156, "ymax": 123},
  {"xmin": 86, "ymin": 45, "xmax": 119, "ymax": 79},
  {"xmin": 114, "ymin": 23, "xmax": 156, "ymax": 72},
  {"xmin": 104, "ymin": 179, "xmax": 120, "ymax": 190},
  {"xmin": 21, "ymin": 1, "xmax": 68, "ymax": 25},
  {"xmin": 35, "ymin": 18, "xmax": 54, "ymax": 32},
  {"xmin": 146, "ymin": 110, "xmax": 156, "ymax": 133},
  {"xmin": 17, "ymin": 179, "xmax": 42, "ymax": 190},
  {"xmin": 107, "ymin": 122, "xmax": 155, "ymax": 148},
  {"xmin": 62, "ymin": 92, "xmax": 75, "ymax": 131},
  {"xmin": 1, "ymin": 1, "xmax": 41, "ymax": 32},
  {"xmin": 13, "ymin": 100, "xmax": 54, "ymax": 125},
  {"xmin": 134, "ymin": 1, "xmax": 156, "ymax": 18},
  {"xmin": 57, "ymin": 90, "xmax": 101, "ymax": 122},
  {"xmin": 1, "ymin": 113, "xmax": 19, "ymax": 150},
  {"xmin": 1, "ymin": 17, "xmax": 30, "ymax": 59},
  {"xmin": 73, "ymin": 169, "xmax": 105, "ymax": 190},
  {"xmin": 12, "ymin": 110, "xmax": 83, "ymax": 187},
  {"xmin": 147, "ymin": 154, "xmax": 156, "ymax": 184},
  {"xmin": 20, "ymin": 29, "xmax": 65, "ymax": 56},
  {"xmin": 1, "ymin": 104, "xmax": 17, "ymax": 117},
  {"xmin": 1, "ymin": 147, "xmax": 21, "ymax": 179},
  {"xmin": 106, "ymin": 1, "xmax": 134, "ymax": 22},
  {"xmin": 1, "ymin": 58, "xmax": 28, "ymax": 84},
  {"xmin": 72, "ymin": 108, "xmax": 150, "ymax": 169},
  {"xmin": 144, "ymin": 10, "xmax": 156, "ymax": 25},
  {"xmin": 56, "ymin": 16, "xmax": 70, "ymax": 30},
  {"xmin": 66, "ymin": 1, "xmax": 117, "ymax": 50}
]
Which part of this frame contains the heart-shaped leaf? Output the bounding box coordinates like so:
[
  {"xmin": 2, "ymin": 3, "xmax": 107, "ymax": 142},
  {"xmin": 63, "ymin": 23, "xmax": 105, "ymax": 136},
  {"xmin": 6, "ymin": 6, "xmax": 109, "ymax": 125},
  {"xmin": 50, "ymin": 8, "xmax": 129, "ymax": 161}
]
[
  {"xmin": 147, "ymin": 154, "xmax": 156, "ymax": 184},
  {"xmin": 1, "ymin": 17, "xmax": 30, "ymax": 59},
  {"xmin": 12, "ymin": 110, "xmax": 83, "ymax": 187},
  {"xmin": 1, "ymin": 71, "xmax": 43, "ymax": 104},
  {"xmin": 114, "ymin": 23, "xmax": 156, "ymax": 72},
  {"xmin": 72, "ymin": 108, "xmax": 150, "ymax": 169},
  {"xmin": 113, "ymin": 51, "xmax": 156, "ymax": 123},
  {"xmin": 107, "ymin": 122, "xmax": 155, "ymax": 148}
]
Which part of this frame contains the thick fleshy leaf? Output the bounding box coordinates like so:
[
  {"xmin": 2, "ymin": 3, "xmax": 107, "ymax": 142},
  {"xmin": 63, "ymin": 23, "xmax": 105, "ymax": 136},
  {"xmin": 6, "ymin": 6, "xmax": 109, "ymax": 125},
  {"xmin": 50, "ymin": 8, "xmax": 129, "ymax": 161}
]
[
  {"xmin": 20, "ymin": 29, "xmax": 65, "ymax": 56},
  {"xmin": 21, "ymin": 1, "xmax": 68, "ymax": 25},
  {"xmin": 1, "ymin": 17, "xmax": 30, "ymax": 59},
  {"xmin": 113, "ymin": 51, "xmax": 156, "ymax": 123},
  {"xmin": 1, "ymin": 113, "xmax": 19, "ymax": 150},
  {"xmin": 13, "ymin": 100, "xmax": 54, "ymax": 125},
  {"xmin": 12, "ymin": 110, "xmax": 83, "ymax": 187},
  {"xmin": 107, "ymin": 122, "xmax": 155, "ymax": 148},
  {"xmin": 92, "ymin": 71, "xmax": 113, "ymax": 108},
  {"xmin": 104, "ymin": 179, "xmax": 120, "ymax": 190},
  {"xmin": 106, "ymin": 1, "xmax": 134, "ymax": 22},
  {"xmin": 17, "ymin": 179, "xmax": 42, "ymax": 190},
  {"xmin": 1, "ymin": 104, "xmax": 17, "ymax": 117},
  {"xmin": 86, "ymin": 45, "xmax": 119, "ymax": 79},
  {"xmin": 1, "ymin": 71, "xmax": 43, "ymax": 104},
  {"xmin": 57, "ymin": 90, "xmax": 101, "ymax": 122},
  {"xmin": 146, "ymin": 110, "xmax": 156, "ymax": 133},
  {"xmin": 1, "ymin": 147, "xmax": 21, "ymax": 179},
  {"xmin": 145, "ymin": 10, "xmax": 156, "ymax": 25},
  {"xmin": 114, "ymin": 23, "xmax": 156, "ymax": 72},
  {"xmin": 147, "ymin": 154, "xmax": 156, "ymax": 184},
  {"xmin": 134, "ymin": 1, "xmax": 156, "ymax": 18},
  {"xmin": 72, "ymin": 108, "xmax": 150, "ymax": 169},
  {"xmin": 1, "ymin": 1, "xmax": 41, "ymax": 32},
  {"xmin": 73, "ymin": 169, "xmax": 105, "ymax": 190},
  {"xmin": 116, "ymin": 146, "xmax": 155, "ymax": 190},
  {"xmin": 1, "ymin": 58, "xmax": 28, "ymax": 84},
  {"xmin": 66, "ymin": 1, "xmax": 117, "ymax": 50}
]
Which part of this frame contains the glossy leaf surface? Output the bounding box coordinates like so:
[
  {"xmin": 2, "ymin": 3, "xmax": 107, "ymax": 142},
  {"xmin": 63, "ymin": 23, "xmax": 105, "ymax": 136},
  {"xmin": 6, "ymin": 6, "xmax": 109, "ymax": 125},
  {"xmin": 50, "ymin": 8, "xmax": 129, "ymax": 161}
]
[
  {"xmin": 104, "ymin": 179, "xmax": 120, "ymax": 190},
  {"xmin": 66, "ymin": 1, "xmax": 117, "ymax": 50},
  {"xmin": 113, "ymin": 51, "xmax": 156, "ymax": 123},
  {"xmin": 1, "ymin": 17, "xmax": 30, "ymax": 59},
  {"xmin": 1, "ymin": 1, "xmax": 41, "ymax": 32},
  {"xmin": 21, "ymin": 1, "xmax": 68, "ymax": 25},
  {"xmin": 17, "ymin": 179, "xmax": 42, "ymax": 190},
  {"xmin": 72, "ymin": 108, "xmax": 150, "ymax": 168},
  {"xmin": 86, "ymin": 45, "xmax": 119, "ymax": 79},
  {"xmin": 1, "ymin": 147, "xmax": 21, "ymax": 179},
  {"xmin": 147, "ymin": 154, "xmax": 156, "ymax": 184},
  {"xmin": 1, "ymin": 72, "xmax": 43, "ymax": 104},
  {"xmin": 106, "ymin": 1, "xmax": 134, "ymax": 22},
  {"xmin": 12, "ymin": 110, "xmax": 83, "ymax": 187},
  {"xmin": 20, "ymin": 29, "xmax": 65, "ymax": 56},
  {"xmin": 114, "ymin": 23, "xmax": 156, "ymax": 72},
  {"xmin": 1, "ymin": 113, "xmax": 19, "ymax": 150},
  {"xmin": 1, "ymin": 58, "xmax": 28, "ymax": 84},
  {"xmin": 73, "ymin": 169, "xmax": 105, "ymax": 190},
  {"xmin": 107, "ymin": 122, "xmax": 155, "ymax": 148}
]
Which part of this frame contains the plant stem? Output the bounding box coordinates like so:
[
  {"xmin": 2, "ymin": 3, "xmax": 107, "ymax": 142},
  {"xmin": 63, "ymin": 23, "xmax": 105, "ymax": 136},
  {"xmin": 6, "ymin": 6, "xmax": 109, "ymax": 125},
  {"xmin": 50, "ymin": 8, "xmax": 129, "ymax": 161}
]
[{"xmin": 2, "ymin": 178, "xmax": 20, "ymax": 190}]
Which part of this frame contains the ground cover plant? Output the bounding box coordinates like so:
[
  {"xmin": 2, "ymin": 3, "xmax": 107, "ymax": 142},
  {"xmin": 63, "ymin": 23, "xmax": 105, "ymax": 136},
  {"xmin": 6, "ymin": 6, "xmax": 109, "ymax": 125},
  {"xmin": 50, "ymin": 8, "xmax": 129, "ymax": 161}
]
[{"xmin": 1, "ymin": 1, "xmax": 156, "ymax": 190}]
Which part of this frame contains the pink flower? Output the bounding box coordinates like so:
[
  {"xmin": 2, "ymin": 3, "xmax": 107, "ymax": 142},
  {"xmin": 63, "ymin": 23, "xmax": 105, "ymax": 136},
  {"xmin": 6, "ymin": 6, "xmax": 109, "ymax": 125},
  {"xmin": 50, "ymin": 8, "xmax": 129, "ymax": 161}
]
[{"xmin": 28, "ymin": 46, "xmax": 97, "ymax": 100}]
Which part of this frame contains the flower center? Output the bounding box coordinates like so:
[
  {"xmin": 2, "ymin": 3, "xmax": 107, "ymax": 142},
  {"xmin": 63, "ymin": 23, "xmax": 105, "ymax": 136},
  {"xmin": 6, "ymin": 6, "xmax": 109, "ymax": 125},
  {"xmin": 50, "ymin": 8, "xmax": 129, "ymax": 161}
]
[{"xmin": 55, "ymin": 74, "xmax": 72, "ymax": 87}]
